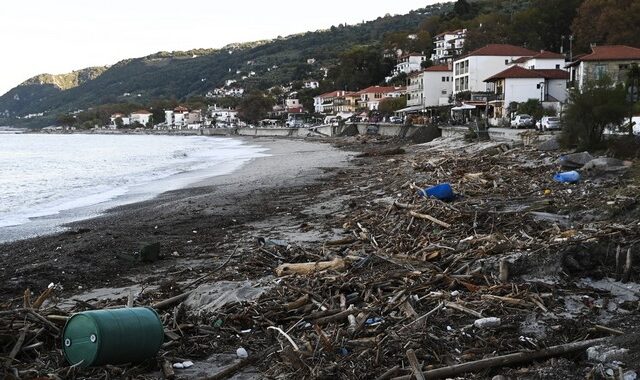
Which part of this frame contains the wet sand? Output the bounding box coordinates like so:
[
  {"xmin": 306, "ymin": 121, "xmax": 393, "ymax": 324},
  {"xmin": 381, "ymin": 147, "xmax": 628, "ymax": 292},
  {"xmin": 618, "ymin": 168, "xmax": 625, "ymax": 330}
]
[{"xmin": 0, "ymin": 137, "xmax": 352, "ymax": 298}]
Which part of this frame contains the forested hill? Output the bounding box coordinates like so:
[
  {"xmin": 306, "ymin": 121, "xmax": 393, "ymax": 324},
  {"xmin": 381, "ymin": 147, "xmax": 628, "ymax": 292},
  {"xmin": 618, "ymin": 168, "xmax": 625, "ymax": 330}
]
[{"xmin": 0, "ymin": 3, "xmax": 453, "ymax": 126}]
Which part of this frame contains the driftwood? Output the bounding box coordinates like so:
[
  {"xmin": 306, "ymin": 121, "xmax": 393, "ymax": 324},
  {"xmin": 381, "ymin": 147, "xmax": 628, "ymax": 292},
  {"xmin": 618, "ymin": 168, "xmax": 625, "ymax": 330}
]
[
  {"xmin": 392, "ymin": 338, "xmax": 608, "ymax": 380},
  {"xmin": 275, "ymin": 256, "xmax": 361, "ymax": 277},
  {"xmin": 408, "ymin": 211, "xmax": 451, "ymax": 228}
]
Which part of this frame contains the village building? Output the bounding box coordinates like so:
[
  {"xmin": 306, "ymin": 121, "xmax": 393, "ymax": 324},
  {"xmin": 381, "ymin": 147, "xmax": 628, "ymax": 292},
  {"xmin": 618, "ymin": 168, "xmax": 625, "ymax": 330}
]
[
  {"xmin": 452, "ymin": 44, "xmax": 538, "ymax": 95},
  {"xmin": 566, "ymin": 45, "xmax": 640, "ymax": 91},
  {"xmin": 209, "ymin": 105, "xmax": 238, "ymax": 125},
  {"xmin": 356, "ymin": 86, "xmax": 406, "ymax": 111},
  {"xmin": 386, "ymin": 54, "xmax": 427, "ymax": 82},
  {"xmin": 484, "ymin": 65, "xmax": 569, "ymax": 125},
  {"xmin": 304, "ymin": 79, "xmax": 319, "ymax": 89},
  {"xmin": 129, "ymin": 110, "xmax": 152, "ymax": 126},
  {"xmin": 109, "ymin": 113, "xmax": 130, "ymax": 128},
  {"xmin": 431, "ymin": 29, "xmax": 467, "ymax": 63}
]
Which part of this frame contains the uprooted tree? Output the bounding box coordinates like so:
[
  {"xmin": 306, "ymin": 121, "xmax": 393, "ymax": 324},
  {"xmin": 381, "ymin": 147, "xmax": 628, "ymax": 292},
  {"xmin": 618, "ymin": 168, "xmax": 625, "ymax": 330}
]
[{"xmin": 561, "ymin": 76, "xmax": 630, "ymax": 150}]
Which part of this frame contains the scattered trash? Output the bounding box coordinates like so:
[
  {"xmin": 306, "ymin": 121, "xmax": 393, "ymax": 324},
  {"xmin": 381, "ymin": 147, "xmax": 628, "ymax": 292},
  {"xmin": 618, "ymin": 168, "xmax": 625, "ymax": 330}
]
[
  {"xmin": 553, "ymin": 170, "xmax": 580, "ymax": 183},
  {"xmin": 184, "ymin": 281, "xmax": 269, "ymax": 314},
  {"xmin": 474, "ymin": 317, "xmax": 501, "ymax": 329},
  {"xmin": 586, "ymin": 345, "xmax": 629, "ymax": 363},
  {"xmin": 419, "ymin": 183, "xmax": 455, "ymax": 201},
  {"xmin": 236, "ymin": 347, "xmax": 249, "ymax": 358},
  {"xmin": 582, "ymin": 157, "xmax": 632, "ymax": 175},
  {"xmin": 173, "ymin": 360, "xmax": 194, "ymax": 369},
  {"xmin": 257, "ymin": 237, "xmax": 289, "ymax": 248},
  {"xmin": 365, "ymin": 317, "xmax": 384, "ymax": 326}
]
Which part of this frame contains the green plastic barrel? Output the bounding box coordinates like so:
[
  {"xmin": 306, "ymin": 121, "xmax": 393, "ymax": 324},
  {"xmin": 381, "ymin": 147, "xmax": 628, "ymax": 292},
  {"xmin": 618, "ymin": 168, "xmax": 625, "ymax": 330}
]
[{"xmin": 62, "ymin": 307, "xmax": 164, "ymax": 367}]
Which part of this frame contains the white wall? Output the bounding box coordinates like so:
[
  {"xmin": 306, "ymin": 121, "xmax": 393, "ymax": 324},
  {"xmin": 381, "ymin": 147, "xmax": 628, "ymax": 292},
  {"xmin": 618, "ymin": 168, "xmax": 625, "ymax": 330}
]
[
  {"xmin": 504, "ymin": 78, "xmax": 543, "ymax": 104},
  {"xmin": 423, "ymin": 71, "xmax": 452, "ymax": 107},
  {"xmin": 523, "ymin": 58, "xmax": 564, "ymax": 70},
  {"xmin": 546, "ymin": 79, "xmax": 567, "ymax": 102},
  {"xmin": 455, "ymin": 55, "xmax": 527, "ymax": 93}
]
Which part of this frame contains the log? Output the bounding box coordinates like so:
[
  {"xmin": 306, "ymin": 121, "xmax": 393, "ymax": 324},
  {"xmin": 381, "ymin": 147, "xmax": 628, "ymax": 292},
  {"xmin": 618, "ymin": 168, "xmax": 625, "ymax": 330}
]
[
  {"xmin": 392, "ymin": 338, "xmax": 608, "ymax": 379},
  {"xmin": 406, "ymin": 349, "xmax": 425, "ymax": 380},
  {"xmin": 162, "ymin": 359, "xmax": 175, "ymax": 380},
  {"xmin": 153, "ymin": 291, "xmax": 192, "ymax": 310},
  {"xmin": 409, "ymin": 211, "xmax": 451, "ymax": 229},
  {"xmin": 374, "ymin": 365, "xmax": 401, "ymax": 380},
  {"xmin": 275, "ymin": 257, "xmax": 346, "ymax": 277}
]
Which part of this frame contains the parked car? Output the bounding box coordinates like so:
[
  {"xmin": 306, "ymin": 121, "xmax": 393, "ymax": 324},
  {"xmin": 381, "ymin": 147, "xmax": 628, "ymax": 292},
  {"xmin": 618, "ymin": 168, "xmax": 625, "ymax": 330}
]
[
  {"xmin": 510, "ymin": 114, "xmax": 534, "ymax": 129},
  {"xmin": 389, "ymin": 116, "xmax": 403, "ymax": 124},
  {"xmin": 538, "ymin": 116, "xmax": 561, "ymax": 131}
]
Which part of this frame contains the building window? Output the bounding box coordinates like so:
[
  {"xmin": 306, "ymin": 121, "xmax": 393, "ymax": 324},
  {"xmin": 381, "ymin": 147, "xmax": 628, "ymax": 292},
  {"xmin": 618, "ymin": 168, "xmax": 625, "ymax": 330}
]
[
  {"xmin": 595, "ymin": 64, "xmax": 607, "ymax": 80},
  {"xmin": 442, "ymin": 77, "xmax": 446, "ymax": 82},
  {"xmin": 556, "ymin": 64, "xmax": 561, "ymax": 69},
  {"xmin": 441, "ymin": 89, "xmax": 447, "ymax": 95},
  {"xmin": 620, "ymin": 64, "xmax": 629, "ymax": 70},
  {"xmin": 505, "ymin": 59, "xmax": 509, "ymax": 65}
]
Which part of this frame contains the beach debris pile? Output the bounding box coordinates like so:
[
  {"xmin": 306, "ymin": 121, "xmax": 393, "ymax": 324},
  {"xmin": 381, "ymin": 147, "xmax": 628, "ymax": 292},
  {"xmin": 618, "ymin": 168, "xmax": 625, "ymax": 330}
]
[{"xmin": 2, "ymin": 136, "xmax": 640, "ymax": 379}]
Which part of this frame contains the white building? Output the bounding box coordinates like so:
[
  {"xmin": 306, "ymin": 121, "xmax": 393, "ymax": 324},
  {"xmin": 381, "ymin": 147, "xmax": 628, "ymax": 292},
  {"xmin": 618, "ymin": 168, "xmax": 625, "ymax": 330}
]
[
  {"xmin": 432, "ymin": 29, "xmax": 467, "ymax": 63},
  {"xmin": 130, "ymin": 110, "xmax": 152, "ymax": 126},
  {"xmin": 512, "ymin": 50, "xmax": 566, "ymax": 70},
  {"xmin": 210, "ymin": 106, "xmax": 238, "ymax": 125},
  {"xmin": 484, "ymin": 65, "xmax": 569, "ymax": 124},
  {"xmin": 405, "ymin": 65, "xmax": 453, "ymax": 112},
  {"xmin": 453, "ymin": 44, "xmax": 538, "ymax": 94},
  {"xmin": 109, "ymin": 113, "xmax": 130, "ymax": 128},
  {"xmin": 566, "ymin": 45, "xmax": 640, "ymax": 92},
  {"xmin": 304, "ymin": 79, "xmax": 319, "ymax": 89},
  {"xmin": 356, "ymin": 86, "xmax": 406, "ymax": 111},
  {"xmin": 387, "ymin": 54, "xmax": 427, "ymax": 81}
]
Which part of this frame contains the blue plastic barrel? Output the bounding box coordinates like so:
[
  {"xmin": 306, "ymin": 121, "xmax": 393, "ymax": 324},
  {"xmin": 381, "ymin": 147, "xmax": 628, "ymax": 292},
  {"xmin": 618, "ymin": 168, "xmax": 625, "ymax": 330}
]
[
  {"xmin": 419, "ymin": 183, "xmax": 455, "ymax": 201},
  {"xmin": 553, "ymin": 171, "xmax": 580, "ymax": 183}
]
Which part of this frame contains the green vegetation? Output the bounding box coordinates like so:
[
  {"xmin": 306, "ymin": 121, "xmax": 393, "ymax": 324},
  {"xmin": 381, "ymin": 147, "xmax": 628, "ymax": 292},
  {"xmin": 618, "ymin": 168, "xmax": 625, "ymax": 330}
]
[
  {"xmin": 238, "ymin": 93, "xmax": 276, "ymax": 124},
  {"xmin": 561, "ymin": 76, "xmax": 631, "ymax": 149},
  {"xmin": 3, "ymin": 0, "xmax": 640, "ymax": 129},
  {"xmin": 378, "ymin": 97, "xmax": 407, "ymax": 115}
]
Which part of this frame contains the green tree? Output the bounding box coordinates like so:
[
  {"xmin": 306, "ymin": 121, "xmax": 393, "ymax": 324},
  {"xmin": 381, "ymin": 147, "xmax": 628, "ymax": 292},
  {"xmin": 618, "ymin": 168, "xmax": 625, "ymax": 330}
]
[
  {"xmin": 115, "ymin": 117, "xmax": 124, "ymax": 128},
  {"xmin": 55, "ymin": 114, "xmax": 76, "ymax": 126},
  {"xmin": 517, "ymin": 99, "xmax": 555, "ymax": 120},
  {"xmin": 328, "ymin": 45, "xmax": 394, "ymax": 91},
  {"xmin": 572, "ymin": 0, "xmax": 640, "ymax": 54},
  {"xmin": 378, "ymin": 96, "xmax": 407, "ymax": 115},
  {"xmin": 238, "ymin": 92, "xmax": 275, "ymax": 124},
  {"xmin": 562, "ymin": 76, "xmax": 630, "ymax": 149}
]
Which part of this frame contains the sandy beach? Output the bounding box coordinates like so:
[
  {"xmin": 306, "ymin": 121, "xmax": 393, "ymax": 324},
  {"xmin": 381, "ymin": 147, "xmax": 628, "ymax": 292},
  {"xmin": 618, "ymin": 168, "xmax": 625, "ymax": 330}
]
[{"xmin": 0, "ymin": 137, "xmax": 352, "ymax": 298}]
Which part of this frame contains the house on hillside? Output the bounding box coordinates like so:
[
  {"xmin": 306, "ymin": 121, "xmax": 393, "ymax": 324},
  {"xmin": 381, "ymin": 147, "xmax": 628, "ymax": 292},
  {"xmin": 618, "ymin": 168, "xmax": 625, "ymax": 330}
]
[
  {"xmin": 453, "ymin": 44, "xmax": 538, "ymax": 95},
  {"xmin": 387, "ymin": 54, "xmax": 427, "ymax": 82},
  {"xmin": 304, "ymin": 79, "xmax": 319, "ymax": 89},
  {"xmin": 566, "ymin": 45, "xmax": 640, "ymax": 91},
  {"xmin": 356, "ymin": 86, "xmax": 406, "ymax": 111},
  {"xmin": 130, "ymin": 110, "xmax": 152, "ymax": 126},
  {"xmin": 432, "ymin": 29, "xmax": 467, "ymax": 64},
  {"xmin": 484, "ymin": 65, "xmax": 569, "ymax": 125}
]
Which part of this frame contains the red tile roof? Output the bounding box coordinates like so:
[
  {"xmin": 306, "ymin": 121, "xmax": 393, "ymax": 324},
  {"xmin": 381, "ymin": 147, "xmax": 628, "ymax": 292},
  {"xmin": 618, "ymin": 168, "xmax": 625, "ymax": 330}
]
[
  {"xmin": 484, "ymin": 66, "xmax": 569, "ymax": 81},
  {"xmin": 423, "ymin": 65, "xmax": 452, "ymax": 72},
  {"xmin": 356, "ymin": 86, "xmax": 403, "ymax": 95},
  {"xmin": 534, "ymin": 69, "xmax": 570, "ymax": 79},
  {"xmin": 577, "ymin": 45, "xmax": 640, "ymax": 61},
  {"xmin": 132, "ymin": 110, "xmax": 152, "ymax": 115},
  {"xmin": 463, "ymin": 44, "xmax": 538, "ymax": 58},
  {"xmin": 512, "ymin": 50, "xmax": 565, "ymax": 64},
  {"xmin": 174, "ymin": 106, "xmax": 189, "ymax": 112}
]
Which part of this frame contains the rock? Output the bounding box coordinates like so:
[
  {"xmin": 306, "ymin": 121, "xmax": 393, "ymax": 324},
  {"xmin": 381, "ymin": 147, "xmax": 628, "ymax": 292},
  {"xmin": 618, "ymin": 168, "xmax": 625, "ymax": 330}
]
[
  {"xmin": 624, "ymin": 371, "xmax": 637, "ymax": 380},
  {"xmin": 139, "ymin": 242, "xmax": 161, "ymax": 263},
  {"xmin": 492, "ymin": 376, "xmax": 508, "ymax": 380},
  {"xmin": 582, "ymin": 157, "xmax": 632, "ymax": 175},
  {"xmin": 538, "ymin": 137, "xmax": 560, "ymax": 151},
  {"xmin": 558, "ymin": 152, "xmax": 594, "ymax": 169},
  {"xmin": 474, "ymin": 317, "xmax": 501, "ymax": 329},
  {"xmin": 236, "ymin": 347, "xmax": 249, "ymax": 358},
  {"xmin": 586, "ymin": 345, "xmax": 628, "ymax": 363}
]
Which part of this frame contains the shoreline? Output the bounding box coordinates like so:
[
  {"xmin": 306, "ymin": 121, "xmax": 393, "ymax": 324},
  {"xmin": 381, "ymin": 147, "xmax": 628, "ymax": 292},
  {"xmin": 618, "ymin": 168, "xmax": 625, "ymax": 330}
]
[{"xmin": 0, "ymin": 137, "xmax": 352, "ymax": 297}]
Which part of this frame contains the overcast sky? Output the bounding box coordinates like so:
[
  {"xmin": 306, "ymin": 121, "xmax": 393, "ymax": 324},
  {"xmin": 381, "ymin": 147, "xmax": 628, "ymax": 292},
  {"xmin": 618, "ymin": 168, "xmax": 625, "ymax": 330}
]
[{"xmin": 0, "ymin": 0, "xmax": 439, "ymax": 95}]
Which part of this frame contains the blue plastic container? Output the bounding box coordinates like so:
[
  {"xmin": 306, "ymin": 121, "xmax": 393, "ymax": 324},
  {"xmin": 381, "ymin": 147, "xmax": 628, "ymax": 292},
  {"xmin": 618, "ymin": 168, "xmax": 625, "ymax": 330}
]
[
  {"xmin": 419, "ymin": 183, "xmax": 455, "ymax": 201},
  {"xmin": 553, "ymin": 170, "xmax": 580, "ymax": 183}
]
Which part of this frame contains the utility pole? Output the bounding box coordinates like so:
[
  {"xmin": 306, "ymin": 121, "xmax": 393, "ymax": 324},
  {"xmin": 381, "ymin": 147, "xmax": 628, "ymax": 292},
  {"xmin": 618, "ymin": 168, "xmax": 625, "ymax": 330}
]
[
  {"xmin": 569, "ymin": 35, "xmax": 574, "ymax": 62},
  {"xmin": 560, "ymin": 35, "xmax": 565, "ymax": 55}
]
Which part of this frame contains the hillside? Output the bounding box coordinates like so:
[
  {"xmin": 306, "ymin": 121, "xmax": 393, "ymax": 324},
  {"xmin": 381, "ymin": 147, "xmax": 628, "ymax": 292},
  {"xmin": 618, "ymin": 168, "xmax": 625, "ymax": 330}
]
[{"xmin": 0, "ymin": 3, "xmax": 453, "ymax": 127}]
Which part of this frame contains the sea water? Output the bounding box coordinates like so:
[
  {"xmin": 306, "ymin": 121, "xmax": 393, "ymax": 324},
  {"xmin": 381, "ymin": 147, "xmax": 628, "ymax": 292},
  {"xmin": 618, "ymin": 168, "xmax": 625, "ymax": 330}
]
[{"xmin": 0, "ymin": 133, "xmax": 269, "ymax": 242}]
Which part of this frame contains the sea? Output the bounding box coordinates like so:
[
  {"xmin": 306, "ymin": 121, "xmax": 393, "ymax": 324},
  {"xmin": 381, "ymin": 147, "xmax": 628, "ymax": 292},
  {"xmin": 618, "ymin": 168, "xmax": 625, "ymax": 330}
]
[{"xmin": 0, "ymin": 133, "xmax": 269, "ymax": 243}]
